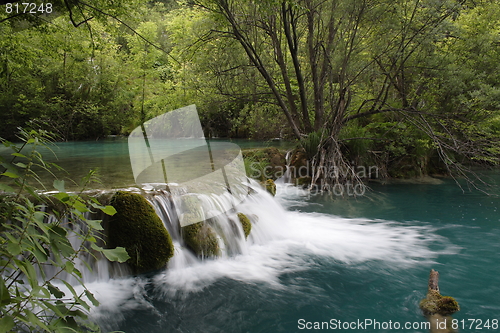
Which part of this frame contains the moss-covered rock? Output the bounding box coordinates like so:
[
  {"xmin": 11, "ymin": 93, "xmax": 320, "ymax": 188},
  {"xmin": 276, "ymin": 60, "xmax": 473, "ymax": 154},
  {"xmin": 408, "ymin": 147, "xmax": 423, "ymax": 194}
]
[
  {"xmin": 237, "ymin": 213, "xmax": 251, "ymax": 239},
  {"xmin": 242, "ymin": 147, "xmax": 286, "ymax": 180},
  {"xmin": 296, "ymin": 176, "xmax": 312, "ymax": 187},
  {"xmin": 420, "ymin": 290, "xmax": 460, "ymax": 316},
  {"xmin": 182, "ymin": 222, "xmax": 220, "ymax": 257},
  {"xmin": 436, "ymin": 296, "xmax": 460, "ymax": 315},
  {"xmin": 264, "ymin": 179, "xmax": 276, "ymax": 196},
  {"xmin": 289, "ymin": 148, "xmax": 309, "ymax": 180},
  {"xmin": 108, "ymin": 191, "xmax": 174, "ymax": 274}
]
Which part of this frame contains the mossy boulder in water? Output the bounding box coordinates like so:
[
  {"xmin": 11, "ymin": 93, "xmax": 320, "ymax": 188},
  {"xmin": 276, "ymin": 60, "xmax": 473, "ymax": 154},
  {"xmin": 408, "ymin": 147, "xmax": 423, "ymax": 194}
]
[
  {"xmin": 264, "ymin": 179, "xmax": 276, "ymax": 196},
  {"xmin": 108, "ymin": 191, "xmax": 174, "ymax": 274},
  {"xmin": 420, "ymin": 290, "xmax": 460, "ymax": 316},
  {"xmin": 182, "ymin": 222, "xmax": 220, "ymax": 258},
  {"xmin": 237, "ymin": 213, "xmax": 251, "ymax": 239}
]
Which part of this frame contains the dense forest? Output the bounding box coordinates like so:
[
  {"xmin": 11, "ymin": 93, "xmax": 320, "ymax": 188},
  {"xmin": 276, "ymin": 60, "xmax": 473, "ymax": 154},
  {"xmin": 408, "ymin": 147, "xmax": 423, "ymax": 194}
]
[{"xmin": 1, "ymin": 0, "xmax": 500, "ymax": 183}]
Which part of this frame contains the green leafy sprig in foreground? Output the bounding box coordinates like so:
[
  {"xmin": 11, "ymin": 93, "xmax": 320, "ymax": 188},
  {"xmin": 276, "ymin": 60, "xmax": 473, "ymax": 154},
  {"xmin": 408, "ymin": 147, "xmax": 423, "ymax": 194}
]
[{"xmin": 0, "ymin": 129, "xmax": 129, "ymax": 333}]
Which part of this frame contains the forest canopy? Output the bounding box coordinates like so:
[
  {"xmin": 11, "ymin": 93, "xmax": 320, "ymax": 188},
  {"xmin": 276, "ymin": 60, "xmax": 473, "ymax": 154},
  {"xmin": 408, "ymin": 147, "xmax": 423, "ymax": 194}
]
[{"xmin": 1, "ymin": 0, "xmax": 499, "ymax": 183}]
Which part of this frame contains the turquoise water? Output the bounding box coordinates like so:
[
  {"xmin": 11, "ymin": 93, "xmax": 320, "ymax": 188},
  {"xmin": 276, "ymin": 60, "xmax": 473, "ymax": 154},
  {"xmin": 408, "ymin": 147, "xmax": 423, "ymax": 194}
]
[
  {"xmin": 0, "ymin": 138, "xmax": 294, "ymax": 189},
  {"xmin": 94, "ymin": 178, "xmax": 498, "ymax": 333},
  {"xmin": 2, "ymin": 140, "xmax": 499, "ymax": 332}
]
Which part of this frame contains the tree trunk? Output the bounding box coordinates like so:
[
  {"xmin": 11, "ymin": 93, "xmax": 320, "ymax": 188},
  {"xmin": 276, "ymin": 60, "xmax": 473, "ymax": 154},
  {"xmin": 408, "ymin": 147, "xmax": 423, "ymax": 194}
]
[{"xmin": 420, "ymin": 269, "xmax": 460, "ymax": 333}]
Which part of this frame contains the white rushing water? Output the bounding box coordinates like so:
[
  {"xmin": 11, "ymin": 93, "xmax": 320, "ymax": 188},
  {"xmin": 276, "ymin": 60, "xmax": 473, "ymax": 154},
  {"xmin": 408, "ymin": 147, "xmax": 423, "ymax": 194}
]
[{"xmin": 58, "ymin": 181, "xmax": 459, "ymax": 328}]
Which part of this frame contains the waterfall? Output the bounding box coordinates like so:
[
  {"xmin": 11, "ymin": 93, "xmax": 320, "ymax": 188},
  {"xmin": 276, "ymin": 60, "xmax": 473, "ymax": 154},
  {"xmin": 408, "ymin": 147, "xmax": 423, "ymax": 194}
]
[
  {"xmin": 275, "ymin": 149, "xmax": 293, "ymax": 184},
  {"xmin": 145, "ymin": 180, "xmax": 272, "ymax": 266},
  {"xmin": 46, "ymin": 180, "xmax": 460, "ymax": 333},
  {"xmin": 40, "ymin": 175, "xmax": 460, "ymax": 331},
  {"xmin": 45, "ymin": 179, "xmax": 275, "ymax": 282},
  {"xmin": 40, "ymin": 207, "xmax": 132, "ymax": 284}
]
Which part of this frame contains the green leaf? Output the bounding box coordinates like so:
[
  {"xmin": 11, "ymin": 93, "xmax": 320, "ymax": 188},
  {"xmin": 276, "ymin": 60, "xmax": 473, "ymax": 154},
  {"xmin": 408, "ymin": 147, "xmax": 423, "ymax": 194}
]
[
  {"xmin": 52, "ymin": 316, "xmax": 80, "ymax": 332},
  {"xmin": 64, "ymin": 261, "xmax": 74, "ymax": 274},
  {"xmin": 53, "ymin": 179, "xmax": 66, "ymax": 193},
  {"xmin": 33, "ymin": 244, "xmax": 49, "ymax": 263},
  {"xmin": 61, "ymin": 280, "xmax": 90, "ymax": 311},
  {"xmin": 6, "ymin": 243, "xmax": 22, "ymax": 256},
  {"xmin": 33, "ymin": 211, "xmax": 46, "ymax": 223},
  {"xmin": 14, "ymin": 162, "xmax": 27, "ymax": 168},
  {"xmin": 26, "ymin": 309, "xmax": 50, "ymax": 331},
  {"xmin": 72, "ymin": 200, "xmax": 89, "ymax": 213},
  {"xmin": 1, "ymin": 172, "xmax": 19, "ymax": 179},
  {"xmin": 11, "ymin": 152, "xmax": 26, "ymax": 158},
  {"xmin": 101, "ymin": 247, "xmax": 130, "ymax": 263},
  {"xmin": 84, "ymin": 290, "xmax": 99, "ymax": 307},
  {"xmin": 85, "ymin": 219, "xmax": 104, "ymax": 231},
  {"xmin": 0, "ymin": 183, "xmax": 15, "ymax": 193},
  {"xmin": 43, "ymin": 301, "xmax": 66, "ymax": 318},
  {"xmin": 0, "ymin": 316, "xmax": 14, "ymax": 333},
  {"xmin": 22, "ymin": 262, "xmax": 38, "ymax": 288},
  {"xmin": 47, "ymin": 283, "xmax": 65, "ymax": 299},
  {"xmin": 53, "ymin": 192, "xmax": 70, "ymax": 202},
  {"xmin": 0, "ymin": 277, "xmax": 11, "ymax": 306},
  {"xmin": 100, "ymin": 205, "xmax": 117, "ymax": 216}
]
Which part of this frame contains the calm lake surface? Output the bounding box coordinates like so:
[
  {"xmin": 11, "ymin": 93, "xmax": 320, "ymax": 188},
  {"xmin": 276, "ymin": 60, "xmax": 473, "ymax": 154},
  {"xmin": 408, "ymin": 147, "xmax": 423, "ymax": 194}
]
[
  {"xmin": 0, "ymin": 137, "xmax": 294, "ymax": 189},
  {"xmin": 2, "ymin": 139, "xmax": 499, "ymax": 332}
]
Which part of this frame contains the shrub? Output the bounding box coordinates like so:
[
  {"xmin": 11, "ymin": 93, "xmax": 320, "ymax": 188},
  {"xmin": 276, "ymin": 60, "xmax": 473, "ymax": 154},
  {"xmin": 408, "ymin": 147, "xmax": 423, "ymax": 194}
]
[{"xmin": 0, "ymin": 129, "xmax": 129, "ymax": 332}]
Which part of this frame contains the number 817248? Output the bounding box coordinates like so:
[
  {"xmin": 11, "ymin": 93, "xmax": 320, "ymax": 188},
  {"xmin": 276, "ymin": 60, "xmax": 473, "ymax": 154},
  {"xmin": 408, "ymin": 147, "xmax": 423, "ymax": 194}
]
[{"xmin": 5, "ymin": 3, "xmax": 53, "ymax": 14}]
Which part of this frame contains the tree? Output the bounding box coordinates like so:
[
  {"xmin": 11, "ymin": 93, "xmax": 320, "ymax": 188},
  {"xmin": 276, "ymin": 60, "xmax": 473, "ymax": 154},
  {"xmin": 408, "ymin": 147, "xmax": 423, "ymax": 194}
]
[{"xmin": 195, "ymin": 0, "xmax": 499, "ymax": 190}]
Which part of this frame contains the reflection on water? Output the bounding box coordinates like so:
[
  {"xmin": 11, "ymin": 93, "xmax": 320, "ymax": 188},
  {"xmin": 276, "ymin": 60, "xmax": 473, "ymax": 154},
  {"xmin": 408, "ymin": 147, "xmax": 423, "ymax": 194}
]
[{"xmin": 0, "ymin": 138, "xmax": 294, "ymax": 190}]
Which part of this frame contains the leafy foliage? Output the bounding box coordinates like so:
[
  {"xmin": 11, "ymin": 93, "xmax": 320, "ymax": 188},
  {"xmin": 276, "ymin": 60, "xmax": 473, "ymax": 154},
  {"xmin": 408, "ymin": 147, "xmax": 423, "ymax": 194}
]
[
  {"xmin": 0, "ymin": 0, "xmax": 499, "ymax": 186},
  {"xmin": 0, "ymin": 129, "xmax": 129, "ymax": 332}
]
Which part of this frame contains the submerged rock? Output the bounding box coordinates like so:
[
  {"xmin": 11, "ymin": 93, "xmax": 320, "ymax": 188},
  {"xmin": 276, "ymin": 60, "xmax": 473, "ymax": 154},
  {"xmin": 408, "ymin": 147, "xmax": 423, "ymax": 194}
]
[
  {"xmin": 237, "ymin": 213, "xmax": 251, "ymax": 239},
  {"xmin": 182, "ymin": 222, "xmax": 220, "ymax": 258},
  {"xmin": 108, "ymin": 191, "xmax": 174, "ymax": 274}
]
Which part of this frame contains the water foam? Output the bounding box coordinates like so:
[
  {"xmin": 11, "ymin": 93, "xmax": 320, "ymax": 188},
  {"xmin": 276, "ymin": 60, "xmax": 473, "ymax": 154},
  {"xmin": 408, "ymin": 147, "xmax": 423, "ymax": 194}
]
[
  {"xmin": 81, "ymin": 183, "xmax": 458, "ymax": 327},
  {"xmin": 150, "ymin": 183, "xmax": 456, "ymax": 297}
]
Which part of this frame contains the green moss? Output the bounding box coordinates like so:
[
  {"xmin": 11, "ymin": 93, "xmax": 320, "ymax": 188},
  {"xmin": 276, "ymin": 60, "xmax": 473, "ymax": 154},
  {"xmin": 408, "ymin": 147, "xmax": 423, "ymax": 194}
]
[
  {"xmin": 108, "ymin": 191, "xmax": 174, "ymax": 274},
  {"xmin": 237, "ymin": 213, "xmax": 251, "ymax": 238},
  {"xmin": 182, "ymin": 222, "xmax": 220, "ymax": 257},
  {"xmin": 296, "ymin": 176, "xmax": 312, "ymax": 187},
  {"xmin": 242, "ymin": 147, "xmax": 286, "ymax": 180},
  {"xmin": 420, "ymin": 291, "xmax": 460, "ymax": 316},
  {"xmin": 264, "ymin": 179, "xmax": 276, "ymax": 196},
  {"xmin": 419, "ymin": 299, "xmax": 439, "ymax": 315},
  {"xmin": 437, "ymin": 296, "xmax": 460, "ymax": 315}
]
